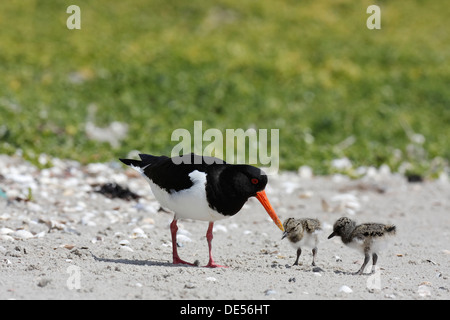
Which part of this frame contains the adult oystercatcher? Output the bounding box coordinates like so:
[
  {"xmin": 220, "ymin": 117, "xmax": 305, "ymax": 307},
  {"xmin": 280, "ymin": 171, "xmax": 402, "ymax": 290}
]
[{"xmin": 119, "ymin": 153, "xmax": 284, "ymax": 268}]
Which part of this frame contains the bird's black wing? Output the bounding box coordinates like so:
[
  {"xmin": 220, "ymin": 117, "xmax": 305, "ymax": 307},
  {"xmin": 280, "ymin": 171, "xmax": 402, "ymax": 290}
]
[{"xmin": 121, "ymin": 153, "xmax": 225, "ymax": 194}]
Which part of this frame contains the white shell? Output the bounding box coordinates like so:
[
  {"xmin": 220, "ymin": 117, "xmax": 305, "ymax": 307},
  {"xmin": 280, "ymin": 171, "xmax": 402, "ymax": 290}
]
[
  {"xmin": 119, "ymin": 240, "xmax": 130, "ymax": 246},
  {"xmin": 418, "ymin": 285, "xmax": 432, "ymax": 297},
  {"xmin": 130, "ymin": 227, "xmax": 148, "ymax": 239},
  {"xmin": 0, "ymin": 235, "xmax": 14, "ymax": 241},
  {"xmin": 213, "ymin": 224, "xmax": 228, "ymax": 233},
  {"xmin": 339, "ymin": 285, "xmax": 353, "ymax": 293},
  {"xmin": 120, "ymin": 246, "xmax": 134, "ymax": 252},
  {"xmin": 12, "ymin": 230, "xmax": 34, "ymax": 240},
  {"xmin": 0, "ymin": 227, "xmax": 14, "ymax": 235}
]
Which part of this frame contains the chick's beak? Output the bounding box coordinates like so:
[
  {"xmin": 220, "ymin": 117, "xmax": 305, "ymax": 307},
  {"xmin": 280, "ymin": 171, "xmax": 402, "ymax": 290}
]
[
  {"xmin": 255, "ymin": 190, "xmax": 284, "ymax": 232},
  {"xmin": 281, "ymin": 231, "xmax": 288, "ymax": 240},
  {"xmin": 328, "ymin": 232, "xmax": 336, "ymax": 239}
]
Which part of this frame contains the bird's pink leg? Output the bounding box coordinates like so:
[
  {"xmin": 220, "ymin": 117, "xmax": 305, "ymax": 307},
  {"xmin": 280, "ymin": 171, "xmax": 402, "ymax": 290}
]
[
  {"xmin": 170, "ymin": 219, "xmax": 194, "ymax": 266},
  {"xmin": 204, "ymin": 222, "xmax": 227, "ymax": 268}
]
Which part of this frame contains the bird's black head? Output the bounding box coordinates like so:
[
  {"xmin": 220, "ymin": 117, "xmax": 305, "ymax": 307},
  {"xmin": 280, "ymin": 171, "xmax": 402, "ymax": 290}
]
[
  {"xmin": 219, "ymin": 164, "xmax": 283, "ymax": 231},
  {"xmin": 328, "ymin": 217, "xmax": 356, "ymax": 239},
  {"xmin": 227, "ymin": 165, "xmax": 268, "ymax": 197}
]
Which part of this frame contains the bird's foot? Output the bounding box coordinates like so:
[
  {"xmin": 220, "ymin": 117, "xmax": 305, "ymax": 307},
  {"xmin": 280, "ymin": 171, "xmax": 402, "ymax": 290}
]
[
  {"xmin": 173, "ymin": 257, "xmax": 196, "ymax": 266},
  {"xmin": 203, "ymin": 261, "xmax": 228, "ymax": 268},
  {"xmin": 352, "ymin": 269, "xmax": 364, "ymax": 275}
]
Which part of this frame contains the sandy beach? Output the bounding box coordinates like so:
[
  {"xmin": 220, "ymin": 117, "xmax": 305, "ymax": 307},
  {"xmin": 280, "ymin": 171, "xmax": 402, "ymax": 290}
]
[{"xmin": 0, "ymin": 155, "xmax": 449, "ymax": 300}]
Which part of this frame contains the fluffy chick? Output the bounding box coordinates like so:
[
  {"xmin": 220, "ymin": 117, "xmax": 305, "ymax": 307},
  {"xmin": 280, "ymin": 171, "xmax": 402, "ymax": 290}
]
[
  {"xmin": 328, "ymin": 217, "xmax": 396, "ymax": 275},
  {"xmin": 282, "ymin": 217, "xmax": 321, "ymax": 266}
]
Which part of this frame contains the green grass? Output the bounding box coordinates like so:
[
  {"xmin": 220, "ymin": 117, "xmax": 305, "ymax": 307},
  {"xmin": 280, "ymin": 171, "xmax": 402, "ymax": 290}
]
[{"xmin": 1, "ymin": 0, "xmax": 449, "ymax": 177}]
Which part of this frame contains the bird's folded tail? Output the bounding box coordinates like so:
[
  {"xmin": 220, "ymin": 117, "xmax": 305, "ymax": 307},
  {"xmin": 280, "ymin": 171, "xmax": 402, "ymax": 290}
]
[
  {"xmin": 138, "ymin": 153, "xmax": 162, "ymax": 164},
  {"xmin": 119, "ymin": 154, "xmax": 166, "ymax": 169},
  {"xmin": 119, "ymin": 158, "xmax": 144, "ymax": 168}
]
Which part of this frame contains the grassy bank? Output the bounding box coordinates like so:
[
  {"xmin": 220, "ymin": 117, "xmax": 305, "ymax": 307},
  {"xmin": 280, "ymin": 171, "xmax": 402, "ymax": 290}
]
[{"xmin": 0, "ymin": 0, "xmax": 449, "ymax": 177}]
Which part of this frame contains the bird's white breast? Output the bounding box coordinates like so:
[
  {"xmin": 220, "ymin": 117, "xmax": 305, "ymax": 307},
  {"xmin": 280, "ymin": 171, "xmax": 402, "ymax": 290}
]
[
  {"xmin": 346, "ymin": 236, "xmax": 392, "ymax": 254},
  {"xmin": 290, "ymin": 230, "xmax": 320, "ymax": 250},
  {"xmin": 147, "ymin": 170, "xmax": 226, "ymax": 222}
]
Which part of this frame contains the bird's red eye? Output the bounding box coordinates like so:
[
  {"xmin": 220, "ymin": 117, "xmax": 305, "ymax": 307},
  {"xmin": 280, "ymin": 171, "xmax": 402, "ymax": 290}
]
[{"xmin": 251, "ymin": 178, "xmax": 259, "ymax": 185}]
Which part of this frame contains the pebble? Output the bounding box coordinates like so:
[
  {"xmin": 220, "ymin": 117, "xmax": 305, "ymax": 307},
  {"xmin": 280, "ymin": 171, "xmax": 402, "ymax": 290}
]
[
  {"xmin": 0, "ymin": 227, "xmax": 14, "ymax": 235},
  {"xmin": 418, "ymin": 285, "xmax": 432, "ymax": 297},
  {"xmin": 0, "ymin": 235, "xmax": 14, "ymax": 242},
  {"xmin": 331, "ymin": 157, "xmax": 352, "ymax": 170},
  {"xmin": 298, "ymin": 165, "xmax": 313, "ymax": 179},
  {"xmin": 339, "ymin": 285, "xmax": 353, "ymax": 293},
  {"xmin": 330, "ymin": 193, "xmax": 361, "ymax": 215},
  {"xmin": 264, "ymin": 289, "xmax": 277, "ymax": 296},
  {"xmin": 206, "ymin": 277, "xmax": 217, "ymax": 282},
  {"xmin": 298, "ymin": 191, "xmax": 314, "ymax": 199},
  {"xmin": 184, "ymin": 282, "xmax": 196, "ymax": 289},
  {"xmin": 130, "ymin": 227, "xmax": 148, "ymax": 239},
  {"xmin": 0, "ymin": 213, "xmax": 11, "ymax": 221},
  {"xmin": 120, "ymin": 246, "xmax": 134, "ymax": 252},
  {"xmin": 141, "ymin": 217, "xmax": 155, "ymax": 225},
  {"xmin": 119, "ymin": 240, "xmax": 130, "ymax": 246},
  {"xmin": 91, "ymin": 236, "xmax": 104, "ymax": 244},
  {"xmin": 12, "ymin": 230, "xmax": 34, "ymax": 240},
  {"xmin": 213, "ymin": 224, "xmax": 228, "ymax": 233},
  {"xmin": 37, "ymin": 278, "xmax": 52, "ymax": 288},
  {"xmin": 60, "ymin": 244, "xmax": 76, "ymax": 250},
  {"xmin": 228, "ymin": 223, "xmax": 239, "ymax": 230},
  {"xmin": 35, "ymin": 231, "xmax": 46, "ymax": 238},
  {"xmin": 282, "ymin": 181, "xmax": 299, "ymax": 194}
]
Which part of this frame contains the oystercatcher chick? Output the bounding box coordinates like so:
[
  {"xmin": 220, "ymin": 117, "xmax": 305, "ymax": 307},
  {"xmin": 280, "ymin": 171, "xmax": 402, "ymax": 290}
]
[
  {"xmin": 328, "ymin": 217, "xmax": 396, "ymax": 275},
  {"xmin": 282, "ymin": 218, "xmax": 321, "ymax": 266},
  {"xmin": 119, "ymin": 153, "xmax": 284, "ymax": 268}
]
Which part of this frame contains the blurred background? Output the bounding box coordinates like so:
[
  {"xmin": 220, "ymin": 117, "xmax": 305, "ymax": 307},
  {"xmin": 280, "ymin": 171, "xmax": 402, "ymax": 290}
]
[{"xmin": 0, "ymin": 0, "xmax": 449, "ymax": 177}]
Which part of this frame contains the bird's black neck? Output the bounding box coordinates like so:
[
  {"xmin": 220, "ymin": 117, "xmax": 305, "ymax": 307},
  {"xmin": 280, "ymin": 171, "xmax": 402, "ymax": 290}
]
[{"xmin": 205, "ymin": 166, "xmax": 249, "ymax": 216}]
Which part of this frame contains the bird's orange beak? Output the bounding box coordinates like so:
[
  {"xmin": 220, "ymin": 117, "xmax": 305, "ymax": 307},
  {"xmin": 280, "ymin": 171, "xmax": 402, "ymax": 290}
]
[{"xmin": 255, "ymin": 190, "xmax": 284, "ymax": 232}]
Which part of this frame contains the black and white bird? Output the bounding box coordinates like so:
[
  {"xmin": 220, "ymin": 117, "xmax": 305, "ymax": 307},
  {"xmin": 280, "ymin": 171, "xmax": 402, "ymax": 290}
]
[
  {"xmin": 119, "ymin": 153, "xmax": 284, "ymax": 268},
  {"xmin": 328, "ymin": 217, "xmax": 396, "ymax": 275},
  {"xmin": 282, "ymin": 217, "xmax": 321, "ymax": 266}
]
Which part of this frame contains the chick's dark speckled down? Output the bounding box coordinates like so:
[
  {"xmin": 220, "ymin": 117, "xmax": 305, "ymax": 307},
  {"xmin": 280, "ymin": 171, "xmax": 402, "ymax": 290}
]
[{"xmin": 328, "ymin": 217, "xmax": 396, "ymax": 275}]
